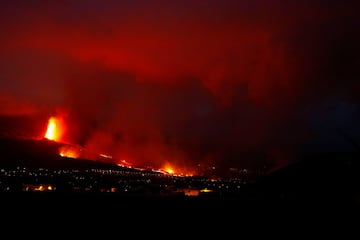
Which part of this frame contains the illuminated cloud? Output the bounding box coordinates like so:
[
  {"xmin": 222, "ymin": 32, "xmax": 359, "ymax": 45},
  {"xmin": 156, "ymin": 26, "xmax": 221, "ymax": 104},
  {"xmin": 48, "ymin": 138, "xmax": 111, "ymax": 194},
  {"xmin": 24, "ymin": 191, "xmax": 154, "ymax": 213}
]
[{"xmin": 0, "ymin": 1, "xmax": 359, "ymax": 171}]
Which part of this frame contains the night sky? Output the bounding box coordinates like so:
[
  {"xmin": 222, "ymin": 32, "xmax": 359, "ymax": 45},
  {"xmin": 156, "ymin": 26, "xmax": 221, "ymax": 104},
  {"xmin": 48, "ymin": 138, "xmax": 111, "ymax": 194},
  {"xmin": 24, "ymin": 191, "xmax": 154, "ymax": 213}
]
[{"xmin": 0, "ymin": 0, "xmax": 359, "ymax": 172}]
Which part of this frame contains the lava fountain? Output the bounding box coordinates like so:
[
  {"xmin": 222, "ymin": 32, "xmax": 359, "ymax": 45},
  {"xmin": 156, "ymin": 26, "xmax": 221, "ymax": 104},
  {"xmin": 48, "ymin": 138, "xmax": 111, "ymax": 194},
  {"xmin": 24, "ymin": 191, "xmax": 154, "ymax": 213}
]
[{"xmin": 44, "ymin": 116, "xmax": 64, "ymax": 142}]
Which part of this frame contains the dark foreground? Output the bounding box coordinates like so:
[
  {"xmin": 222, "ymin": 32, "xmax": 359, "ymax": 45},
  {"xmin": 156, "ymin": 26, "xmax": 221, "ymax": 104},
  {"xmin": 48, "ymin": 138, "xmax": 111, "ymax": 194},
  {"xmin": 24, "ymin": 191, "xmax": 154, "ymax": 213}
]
[
  {"xmin": 1, "ymin": 192, "xmax": 359, "ymax": 236},
  {"xmin": 1, "ymin": 138, "xmax": 360, "ymax": 229},
  {"xmin": 2, "ymin": 189, "xmax": 359, "ymax": 215}
]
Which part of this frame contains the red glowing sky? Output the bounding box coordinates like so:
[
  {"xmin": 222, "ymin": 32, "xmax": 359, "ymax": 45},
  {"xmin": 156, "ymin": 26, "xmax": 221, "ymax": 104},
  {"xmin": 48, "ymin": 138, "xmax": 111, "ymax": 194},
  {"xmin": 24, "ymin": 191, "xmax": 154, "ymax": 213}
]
[{"xmin": 0, "ymin": 1, "xmax": 359, "ymax": 171}]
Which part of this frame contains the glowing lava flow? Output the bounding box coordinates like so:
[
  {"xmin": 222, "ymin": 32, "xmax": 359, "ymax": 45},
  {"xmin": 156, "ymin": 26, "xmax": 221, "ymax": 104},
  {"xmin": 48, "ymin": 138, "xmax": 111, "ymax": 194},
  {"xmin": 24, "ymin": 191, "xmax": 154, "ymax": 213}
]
[
  {"xmin": 44, "ymin": 116, "xmax": 63, "ymax": 141},
  {"xmin": 159, "ymin": 163, "xmax": 195, "ymax": 177},
  {"xmin": 59, "ymin": 145, "xmax": 81, "ymax": 159},
  {"xmin": 44, "ymin": 116, "xmax": 78, "ymax": 158},
  {"xmin": 165, "ymin": 167, "xmax": 174, "ymax": 175}
]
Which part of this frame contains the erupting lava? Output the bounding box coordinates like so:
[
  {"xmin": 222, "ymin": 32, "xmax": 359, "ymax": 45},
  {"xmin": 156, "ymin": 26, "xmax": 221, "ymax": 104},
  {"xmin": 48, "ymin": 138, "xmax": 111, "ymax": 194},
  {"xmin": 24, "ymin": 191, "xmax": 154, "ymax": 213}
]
[
  {"xmin": 59, "ymin": 145, "xmax": 81, "ymax": 159},
  {"xmin": 44, "ymin": 116, "xmax": 64, "ymax": 142},
  {"xmin": 44, "ymin": 116, "xmax": 80, "ymax": 158},
  {"xmin": 161, "ymin": 163, "xmax": 195, "ymax": 177},
  {"xmin": 165, "ymin": 167, "xmax": 174, "ymax": 175},
  {"xmin": 43, "ymin": 116, "xmax": 195, "ymax": 175}
]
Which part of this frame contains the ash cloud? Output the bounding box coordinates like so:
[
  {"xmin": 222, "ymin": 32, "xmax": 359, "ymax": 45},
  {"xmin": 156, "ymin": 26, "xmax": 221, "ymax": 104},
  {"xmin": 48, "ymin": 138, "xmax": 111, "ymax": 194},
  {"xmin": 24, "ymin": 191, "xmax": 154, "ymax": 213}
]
[{"xmin": 0, "ymin": 1, "xmax": 359, "ymax": 171}]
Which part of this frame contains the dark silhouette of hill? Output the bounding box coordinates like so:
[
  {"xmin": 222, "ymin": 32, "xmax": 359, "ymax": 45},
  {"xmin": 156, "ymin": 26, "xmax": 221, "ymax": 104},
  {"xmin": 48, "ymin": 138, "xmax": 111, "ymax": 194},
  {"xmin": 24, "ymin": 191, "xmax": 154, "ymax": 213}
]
[
  {"xmin": 0, "ymin": 115, "xmax": 46, "ymax": 139},
  {"xmin": 247, "ymin": 151, "xmax": 360, "ymax": 208},
  {"xmin": 0, "ymin": 138, "xmax": 130, "ymax": 171},
  {"xmin": 1, "ymin": 137, "xmax": 360, "ymax": 208},
  {"xmin": 0, "ymin": 137, "xmax": 359, "ymax": 222}
]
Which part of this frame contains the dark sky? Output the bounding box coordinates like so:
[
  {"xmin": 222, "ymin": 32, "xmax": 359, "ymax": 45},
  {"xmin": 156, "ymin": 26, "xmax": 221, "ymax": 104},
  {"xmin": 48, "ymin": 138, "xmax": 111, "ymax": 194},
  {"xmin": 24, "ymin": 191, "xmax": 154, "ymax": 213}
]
[{"xmin": 0, "ymin": 0, "xmax": 359, "ymax": 172}]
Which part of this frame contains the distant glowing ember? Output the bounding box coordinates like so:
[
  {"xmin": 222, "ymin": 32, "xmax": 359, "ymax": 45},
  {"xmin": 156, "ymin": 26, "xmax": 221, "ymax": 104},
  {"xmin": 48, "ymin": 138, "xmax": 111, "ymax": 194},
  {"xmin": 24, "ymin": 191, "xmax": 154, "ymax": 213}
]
[
  {"xmin": 44, "ymin": 116, "xmax": 64, "ymax": 141},
  {"xmin": 165, "ymin": 167, "xmax": 174, "ymax": 175},
  {"xmin": 59, "ymin": 145, "xmax": 81, "ymax": 159},
  {"xmin": 200, "ymin": 188, "xmax": 213, "ymax": 193},
  {"xmin": 160, "ymin": 163, "xmax": 176, "ymax": 175},
  {"xmin": 99, "ymin": 153, "xmax": 113, "ymax": 159},
  {"xmin": 159, "ymin": 163, "xmax": 196, "ymax": 176}
]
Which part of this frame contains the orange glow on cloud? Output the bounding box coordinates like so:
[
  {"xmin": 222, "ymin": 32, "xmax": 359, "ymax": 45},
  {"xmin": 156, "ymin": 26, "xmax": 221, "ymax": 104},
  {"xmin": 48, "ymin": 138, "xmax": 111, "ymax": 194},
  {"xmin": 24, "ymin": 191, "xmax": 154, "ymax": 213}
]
[{"xmin": 1, "ymin": 1, "xmax": 357, "ymax": 173}]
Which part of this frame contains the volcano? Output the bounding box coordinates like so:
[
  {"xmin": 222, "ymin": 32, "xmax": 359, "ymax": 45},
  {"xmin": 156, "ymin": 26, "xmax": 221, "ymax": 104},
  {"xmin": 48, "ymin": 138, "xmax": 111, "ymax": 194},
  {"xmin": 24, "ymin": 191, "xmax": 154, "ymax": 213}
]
[{"xmin": 0, "ymin": 137, "xmax": 129, "ymax": 171}]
